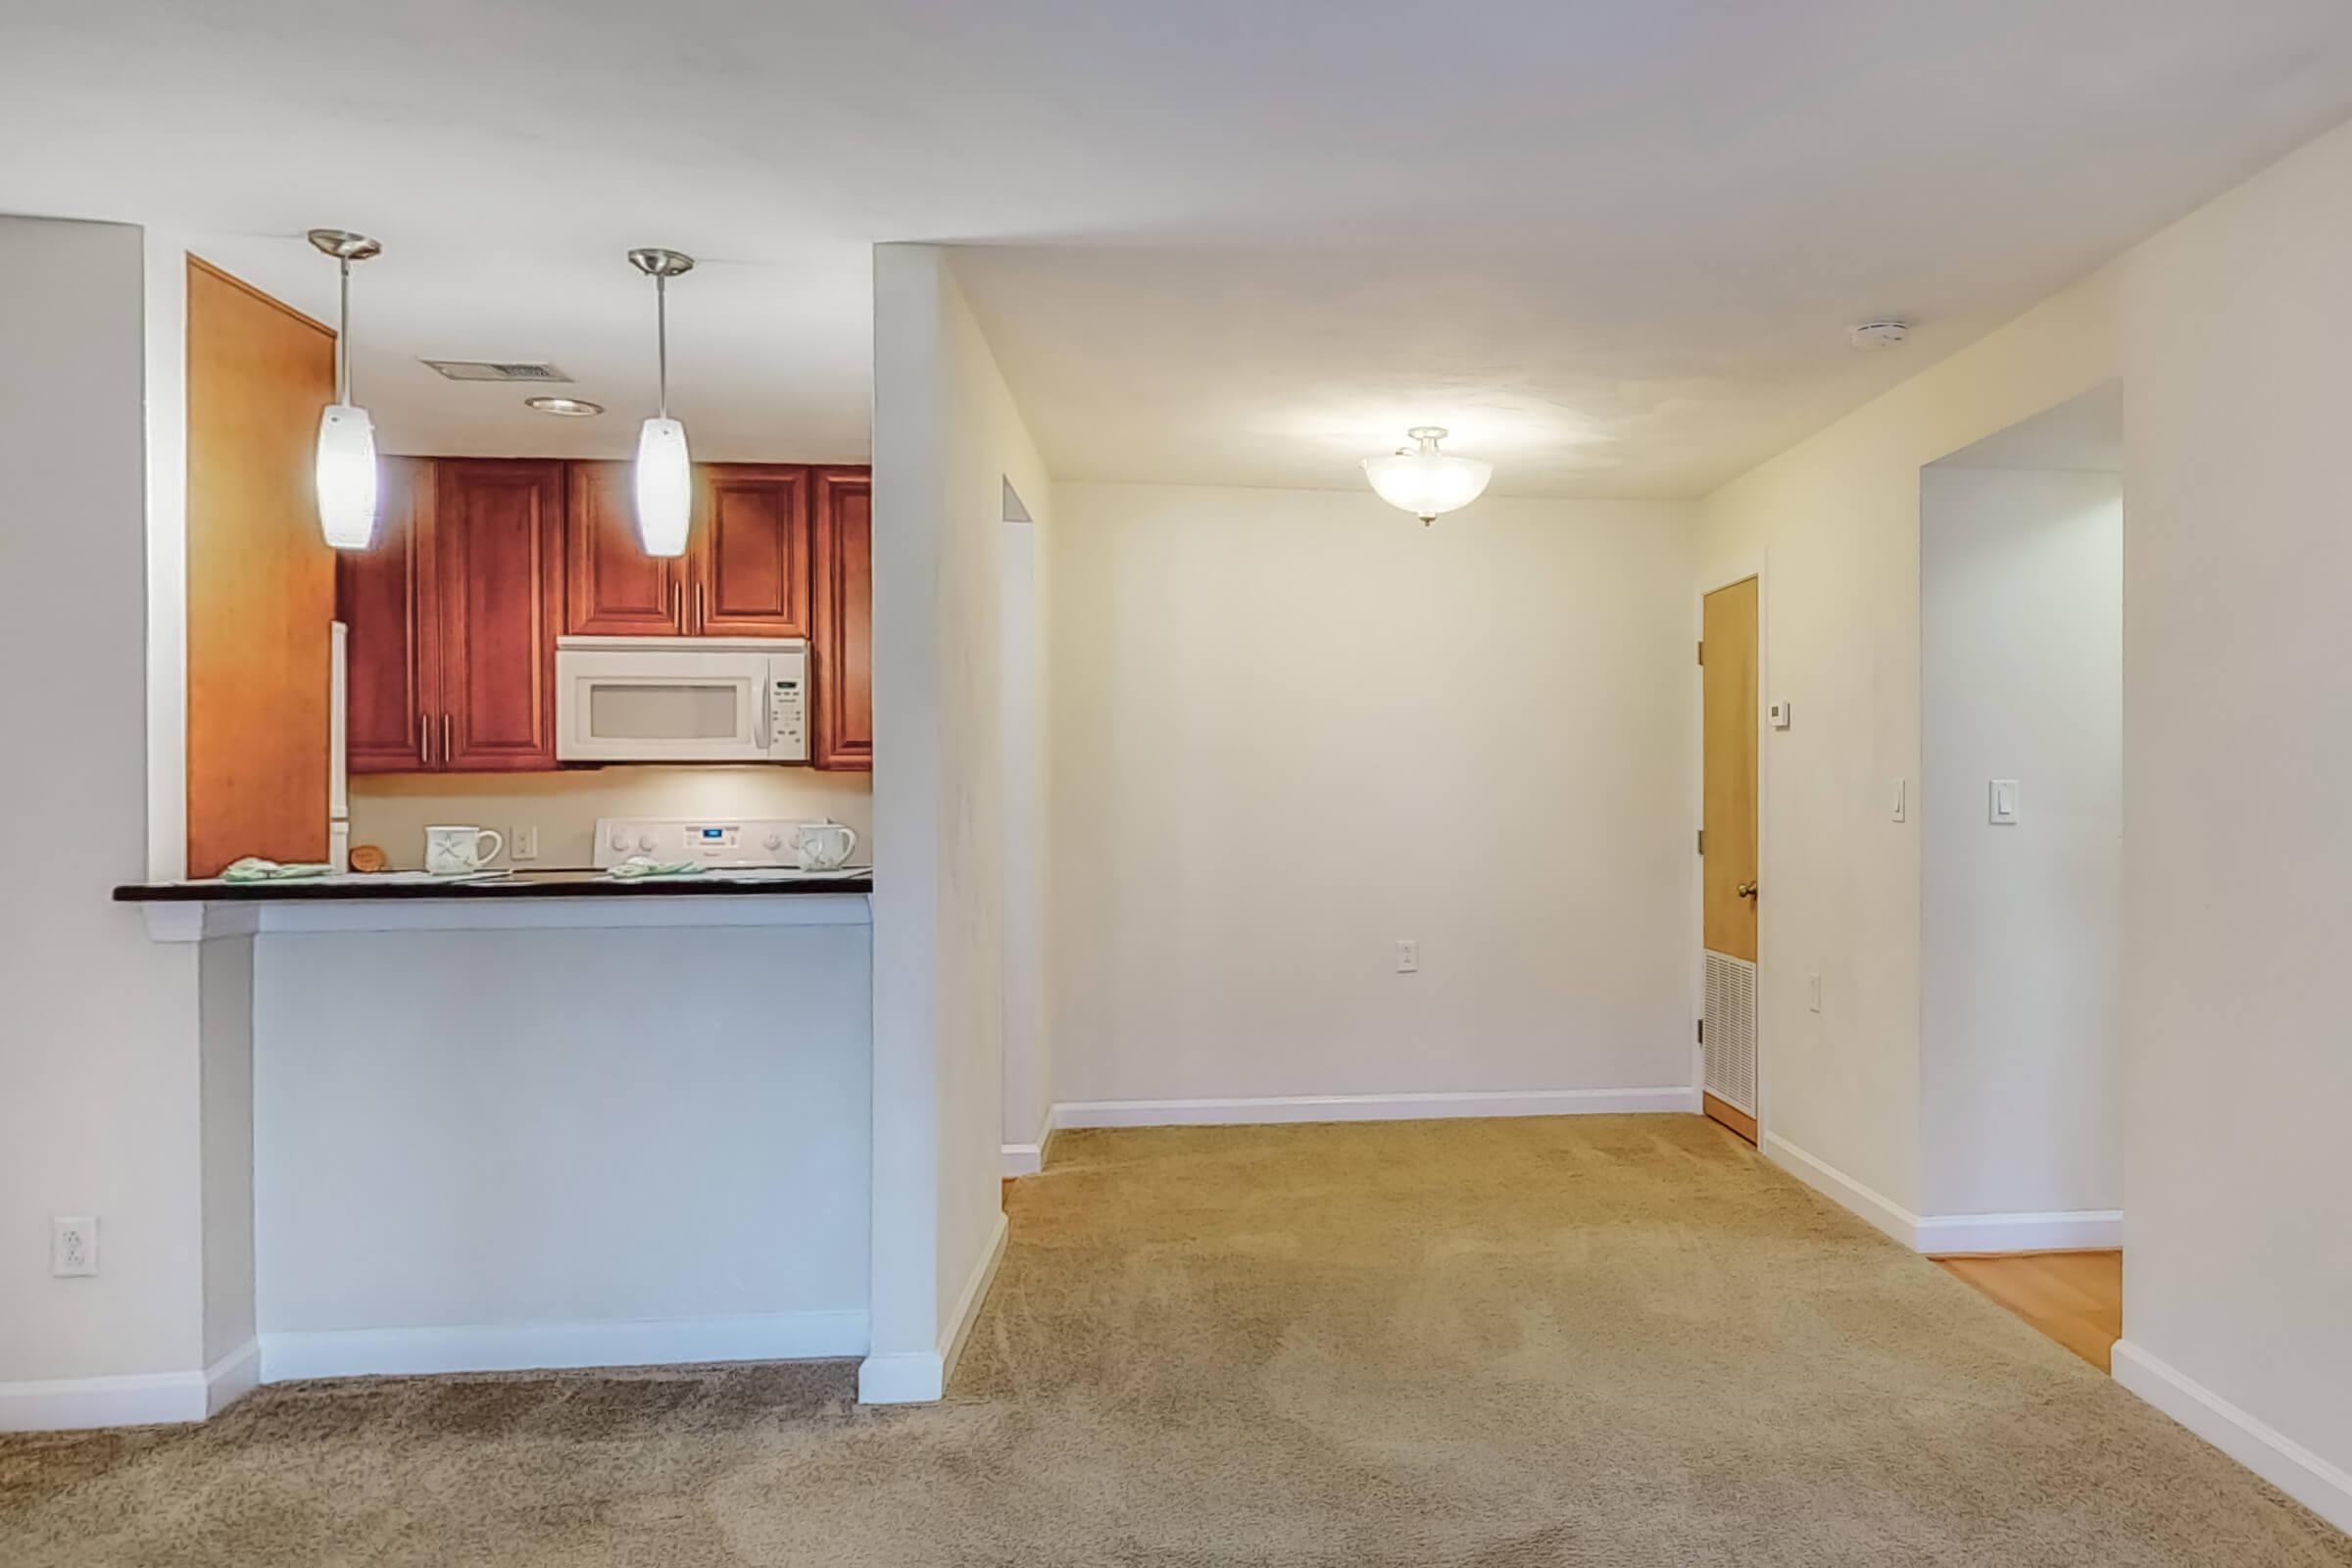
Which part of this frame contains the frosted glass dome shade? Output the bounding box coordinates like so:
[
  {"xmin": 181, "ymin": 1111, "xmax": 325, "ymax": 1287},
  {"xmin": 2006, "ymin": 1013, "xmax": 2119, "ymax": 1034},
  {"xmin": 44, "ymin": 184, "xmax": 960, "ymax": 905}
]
[
  {"xmin": 1362, "ymin": 427, "xmax": 1492, "ymax": 523},
  {"xmin": 635, "ymin": 416, "xmax": 692, "ymax": 557},
  {"xmin": 315, "ymin": 403, "xmax": 379, "ymax": 551}
]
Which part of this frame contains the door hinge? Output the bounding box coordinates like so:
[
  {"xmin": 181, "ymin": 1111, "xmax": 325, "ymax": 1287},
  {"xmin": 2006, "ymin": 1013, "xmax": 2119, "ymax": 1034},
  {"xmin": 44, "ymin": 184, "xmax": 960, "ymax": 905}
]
[
  {"xmin": 1695, "ymin": 828, "xmax": 1704, "ymax": 855},
  {"xmin": 1696, "ymin": 1017, "xmax": 1705, "ymax": 1044},
  {"xmin": 1695, "ymin": 640, "xmax": 1704, "ymax": 666}
]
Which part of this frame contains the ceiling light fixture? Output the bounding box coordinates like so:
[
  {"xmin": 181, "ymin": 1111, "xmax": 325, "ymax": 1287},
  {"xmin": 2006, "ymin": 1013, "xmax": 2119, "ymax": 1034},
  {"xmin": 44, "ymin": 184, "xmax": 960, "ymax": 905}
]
[
  {"xmin": 1362, "ymin": 426, "xmax": 1493, "ymax": 525},
  {"xmin": 307, "ymin": 228, "xmax": 383, "ymax": 551},
  {"xmin": 524, "ymin": 396, "xmax": 605, "ymax": 417},
  {"xmin": 627, "ymin": 247, "xmax": 696, "ymax": 558},
  {"xmin": 1850, "ymin": 319, "xmax": 1912, "ymax": 350}
]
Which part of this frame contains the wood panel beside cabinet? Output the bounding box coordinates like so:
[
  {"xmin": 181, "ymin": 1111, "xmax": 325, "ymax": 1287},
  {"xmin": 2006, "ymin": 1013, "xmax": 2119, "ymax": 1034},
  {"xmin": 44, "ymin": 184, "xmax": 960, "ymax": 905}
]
[
  {"xmin": 184, "ymin": 257, "xmax": 337, "ymax": 874},
  {"xmin": 811, "ymin": 467, "xmax": 873, "ymax": 771}
]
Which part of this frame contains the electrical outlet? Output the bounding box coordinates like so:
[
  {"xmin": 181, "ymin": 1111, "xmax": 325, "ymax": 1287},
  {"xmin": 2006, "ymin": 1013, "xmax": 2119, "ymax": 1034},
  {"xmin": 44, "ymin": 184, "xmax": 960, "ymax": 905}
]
[
  {"xmin": 1807, "ymin": 973, "xmax": 1823, "ymax": 1014},
  {"xmin": 52, "ymin": 1215, "xmax": 97, "ymax": 1278},
  {"xmin": 511, "ymin": 824, "xmax": 540, "ymax": 861},
  {"xmin": 1395, "ymin": 938, "xmax": 1419, "ymax": 974}
]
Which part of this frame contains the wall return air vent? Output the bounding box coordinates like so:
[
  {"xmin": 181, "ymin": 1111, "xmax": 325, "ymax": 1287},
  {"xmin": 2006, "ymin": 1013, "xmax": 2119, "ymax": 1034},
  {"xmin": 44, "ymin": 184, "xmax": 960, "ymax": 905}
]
[{"xmin": 418, "ymin": 359, "xmax": 573, "ymax": 383}]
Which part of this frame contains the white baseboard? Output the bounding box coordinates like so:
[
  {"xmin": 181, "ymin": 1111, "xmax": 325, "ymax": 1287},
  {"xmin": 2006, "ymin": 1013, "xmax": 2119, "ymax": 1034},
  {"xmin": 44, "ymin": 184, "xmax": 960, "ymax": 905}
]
[
  {"xmin": 1914, "ymin": 1209, "xmax": 2123, "ymax": 1255},
  {"xmin": 1763, "ymin": 1132, "xmax": 1919, "ymax": 1246},
  {"xmin": 0, "ymin": 1367, "xmax": 210, "ymax": 1433},
  {"xmin": 1000, "ymin": 1144, "xmax": 1044, "ymax": 1177},
  {"xmin": 259, "ymin": 1310, "xmax": 867, "ymax": 1384},
  {"xmin": 1762, "ymin": 1133, "xmax": 2121, "ymax": 1255},
  {"xmin": 205, "ymin": 1338, "xmax": 260, "ymax": 1415},
  {"xmin": 2113, "ymin": 1340, "xmax": 2352, "ymax": 1535},
  {"xmin": 859, "ymin": 1208, "xmax": 1010, "ymax": 1406},
  {"xmin": 1054, "ymin": 1086, "xmax": 1695, "ymax": 1130}
]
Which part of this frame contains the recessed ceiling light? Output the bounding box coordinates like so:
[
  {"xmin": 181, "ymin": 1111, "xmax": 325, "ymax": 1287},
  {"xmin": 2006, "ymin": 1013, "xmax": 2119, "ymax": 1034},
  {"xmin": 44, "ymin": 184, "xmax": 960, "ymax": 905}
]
[
  {"xmin": 1850, "ymin": 319, "xmax": 1912, "ymax": 350},
  {"xmin": 524, "ymin": 396, "xmax": 605, "ymax": 417}
]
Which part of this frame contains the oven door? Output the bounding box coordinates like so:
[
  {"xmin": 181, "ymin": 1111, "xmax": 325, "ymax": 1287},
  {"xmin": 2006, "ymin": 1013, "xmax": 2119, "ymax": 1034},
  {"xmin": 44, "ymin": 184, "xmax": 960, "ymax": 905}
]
[{"xmin": 556, "ymin": 640, "xmax": 776, "ymax": 762}]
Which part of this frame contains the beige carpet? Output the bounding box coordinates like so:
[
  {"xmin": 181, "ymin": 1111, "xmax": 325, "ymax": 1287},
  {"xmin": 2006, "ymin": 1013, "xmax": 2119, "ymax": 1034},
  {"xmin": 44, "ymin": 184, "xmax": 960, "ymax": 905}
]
[{"xmin": 4, "ymin": 1115, "xmax": 2346, "ymax": 1566}]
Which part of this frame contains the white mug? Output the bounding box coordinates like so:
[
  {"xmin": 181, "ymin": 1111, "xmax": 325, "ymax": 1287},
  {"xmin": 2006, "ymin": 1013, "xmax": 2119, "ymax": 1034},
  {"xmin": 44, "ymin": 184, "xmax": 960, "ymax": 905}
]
[
  {"xmin": 424, "ymin": 824, "xmax": 505, "ymax": 876},
  {"xmin": 793, "ymin": 821, "xmax": 858, "ymax": 872}
]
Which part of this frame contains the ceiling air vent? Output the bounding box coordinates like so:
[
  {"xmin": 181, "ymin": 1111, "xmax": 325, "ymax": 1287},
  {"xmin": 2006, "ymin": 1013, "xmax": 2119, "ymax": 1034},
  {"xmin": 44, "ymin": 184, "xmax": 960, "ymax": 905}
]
[{"xmin": 419, "ymin": 359, "xmax": 573, "ymax": 383}]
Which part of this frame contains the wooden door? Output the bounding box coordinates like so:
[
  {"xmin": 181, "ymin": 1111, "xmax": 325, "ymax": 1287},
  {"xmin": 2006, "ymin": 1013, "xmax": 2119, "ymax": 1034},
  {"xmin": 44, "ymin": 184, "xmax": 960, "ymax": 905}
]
[
  {"xmin": 565, "ymin": 460, "xmax": 687, "ymax": 635},
  {"xmin": 694, "ymin": 464, "xmax": 810, "ymax": 637},
  {"xmin": 811, "ymin": 466, "xmax": 873, "ymax": 771},
  {"xmin": 184, "ymin": 257, "xmax": 336, "ymax": 875},
  {"xmin": 338, "ymin": 458, "xmax": 440, "ymax": 772},
  {"xmin": 1701, "ymin": 576, "xmax": 1760, "ymax": 1141},
  {"xmin": 434, "ymin": 460, "xmax": 564, "ymax": 771}
]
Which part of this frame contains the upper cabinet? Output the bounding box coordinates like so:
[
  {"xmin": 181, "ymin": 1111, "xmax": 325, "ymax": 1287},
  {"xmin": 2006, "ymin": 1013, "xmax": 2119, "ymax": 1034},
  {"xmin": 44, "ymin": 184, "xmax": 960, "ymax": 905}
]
[
  {"xmin": 339, "ymin": 457, "xmax": 439, "ymax": 773},
  {"xmin": 696, "ymin": 464, "xmax": 811, "ymax": 637},
  {"xmin": 566, "ymin": 460, "xmax": 686, "ymax": 636},
  {"xmin": 436, "ymin": 460, "xmax": 564, "ymax": 771},
  {"xmin": 341, "ymin": 458, "xmax": 563, "ymax": 774},
  {"xmin": 811, "ymin": 467, "xmax": 873, "ymax": 772}
]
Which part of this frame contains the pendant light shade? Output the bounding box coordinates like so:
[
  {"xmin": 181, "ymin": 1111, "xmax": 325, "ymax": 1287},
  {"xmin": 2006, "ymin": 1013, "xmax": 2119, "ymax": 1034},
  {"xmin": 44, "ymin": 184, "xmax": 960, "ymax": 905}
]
[
  {"xmin": 627, "ymin": 247, "xmax": 697, "ymax": 558},
  {"xmin": 307, "ymin": 228, "xmax": 383, "ymax": 550},
  {"xmin": 634, "ymin": 416, "xmax": 692, "ymax": 558},
  {"xmin": 315, "ymin": 404, "xmax": 380, "ymax": 550},
  {"xmin": 1362, "ymin": 426, "xmax": 1493, "ymax": 525}
]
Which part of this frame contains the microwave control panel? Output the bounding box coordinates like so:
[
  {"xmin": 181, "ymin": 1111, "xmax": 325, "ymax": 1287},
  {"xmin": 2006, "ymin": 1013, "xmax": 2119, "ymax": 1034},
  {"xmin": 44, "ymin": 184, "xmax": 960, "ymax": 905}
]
[{"xmin": 769, "ymin": 672, "xmax": 808, "ymax": 758}]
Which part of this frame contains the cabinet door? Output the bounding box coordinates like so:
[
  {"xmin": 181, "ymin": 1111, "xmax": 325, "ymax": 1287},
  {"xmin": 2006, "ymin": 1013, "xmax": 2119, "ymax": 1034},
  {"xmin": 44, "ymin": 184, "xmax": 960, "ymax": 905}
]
[
  {"xmin": 811, "ymin": 467, "xmax": 873, "ymax": 771},
  {"xmin": 565, "ymin": 460, "xmax": 686, "ymax": 635},
  {"xmin": 694, "ymin": 464, "xmax": 810, "ymax": 637},
  {"xmin": 337, "ymin": 457, "xmax": 440, "ymax": 772},
  {"xmin": 435, "ymin": 459, "xmax": 564, "ymax": 771}
]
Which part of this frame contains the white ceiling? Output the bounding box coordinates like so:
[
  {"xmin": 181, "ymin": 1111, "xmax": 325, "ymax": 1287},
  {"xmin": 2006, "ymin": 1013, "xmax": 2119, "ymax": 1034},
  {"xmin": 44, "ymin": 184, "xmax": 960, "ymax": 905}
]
[{"xmin": 3, "ymin": 2, "xmax": 2350, "ymax": 489}]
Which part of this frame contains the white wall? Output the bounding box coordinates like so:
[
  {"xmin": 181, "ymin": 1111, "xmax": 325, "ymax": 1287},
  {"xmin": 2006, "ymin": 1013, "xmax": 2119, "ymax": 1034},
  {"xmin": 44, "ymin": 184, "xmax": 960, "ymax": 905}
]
[
  {"xmin": 251, "ymin": 921, "xmax": 870, "ymax": 1370},
  {"xmin": 864, "ymin": 244, "xmax": 1052, "ymax": 1398},
  {"xmin": 999, "ymin": 514, "xmax": 1049, "ymax": 1151},
  {"xmin": 1920, "ymin": 464, "xmax": 2122, "ymax": 1219},
  {"xmin": 349, "ymin": 768, "xmax": 873, "ymax": 871},
  {"xmin": 1046, "ymin": 485, "xmax": 1695, "ymax": 1110},
  {"xmin": 0, "ymin": 218, "xmax": 214, "ymax": 1408},
  {"xmin": 1697, "ymin": 113, "xmax": 2352, "ymax": 1525}
]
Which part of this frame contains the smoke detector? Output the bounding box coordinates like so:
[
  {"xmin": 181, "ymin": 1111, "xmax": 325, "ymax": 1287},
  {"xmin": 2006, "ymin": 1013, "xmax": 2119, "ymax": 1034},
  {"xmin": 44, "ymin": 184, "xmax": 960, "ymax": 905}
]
[
  {"xmin": 1849, "ymin": 320, "xmax": 1912, "ymax": 350},
  {"xmin": 420, "ymin": 359, "xmax": 573, "ymax": 383}
]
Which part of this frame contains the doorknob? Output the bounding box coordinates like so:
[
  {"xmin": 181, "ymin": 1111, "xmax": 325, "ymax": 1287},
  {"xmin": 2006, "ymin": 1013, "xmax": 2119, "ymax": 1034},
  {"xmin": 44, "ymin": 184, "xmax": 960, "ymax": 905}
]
[{"xmin": 1736, "ymin": 881, "xmax": 1759, "ymax": 902}]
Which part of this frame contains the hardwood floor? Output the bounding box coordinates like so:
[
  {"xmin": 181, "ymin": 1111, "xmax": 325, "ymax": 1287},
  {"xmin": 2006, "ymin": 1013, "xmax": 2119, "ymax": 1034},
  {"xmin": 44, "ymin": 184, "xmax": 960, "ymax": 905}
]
[{"xmin": 1936, "ymin": 1250, "xmax": 2122, "ymax": 1371}]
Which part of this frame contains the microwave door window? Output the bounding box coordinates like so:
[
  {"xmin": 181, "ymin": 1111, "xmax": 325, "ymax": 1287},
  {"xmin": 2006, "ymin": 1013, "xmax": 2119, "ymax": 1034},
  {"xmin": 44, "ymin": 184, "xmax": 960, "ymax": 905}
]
[{"xmin": 588, "ymin": 682, "xmax": 744, "ymax": 742}]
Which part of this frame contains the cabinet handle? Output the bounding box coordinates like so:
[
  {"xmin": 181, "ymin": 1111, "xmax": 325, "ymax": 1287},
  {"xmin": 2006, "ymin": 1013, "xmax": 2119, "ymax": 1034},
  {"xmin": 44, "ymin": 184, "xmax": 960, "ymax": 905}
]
[
  {"xmin": 672, "ymin": 580, "xmax": 683, "ymax": 629},
  {"xmin": 443, "ymin": 713, "xmax": 454, "ymax": 763},
  {"xmin": 696, "ymin": 582, "xmax": 707, "ymax": 631},
  {"xmin": 418, "ymin": 713, "xmax": 430, "ymax": 765}
]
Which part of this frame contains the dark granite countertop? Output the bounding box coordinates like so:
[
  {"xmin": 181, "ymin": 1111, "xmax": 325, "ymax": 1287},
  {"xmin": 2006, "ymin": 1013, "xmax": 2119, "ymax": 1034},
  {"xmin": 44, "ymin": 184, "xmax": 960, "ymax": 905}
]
[{"xmin": 114, "ymin": 868, "xmax": 874, "ymax": 902}]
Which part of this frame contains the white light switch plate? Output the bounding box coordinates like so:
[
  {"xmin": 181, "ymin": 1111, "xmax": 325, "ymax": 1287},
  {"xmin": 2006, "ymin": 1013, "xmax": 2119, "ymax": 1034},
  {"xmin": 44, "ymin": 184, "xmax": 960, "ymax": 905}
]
[
  {"xmin": 1395, "ymin": 939, "xmax": 1419, "ymax": 974},
  {"xmin": 1768, "ymin": 699, "xmax": 1791, "ymax": 729},
  {"xmin": 1988, "ymin": 779, "xmax": 2021, "ymax": 825}
]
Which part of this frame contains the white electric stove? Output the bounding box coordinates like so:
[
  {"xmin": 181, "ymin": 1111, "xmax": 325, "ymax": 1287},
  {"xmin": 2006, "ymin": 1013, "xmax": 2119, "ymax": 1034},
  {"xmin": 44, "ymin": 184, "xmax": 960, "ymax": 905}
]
[{"xmin": 591, "ymin": 816, "xmax": 851, "ymax": 870}]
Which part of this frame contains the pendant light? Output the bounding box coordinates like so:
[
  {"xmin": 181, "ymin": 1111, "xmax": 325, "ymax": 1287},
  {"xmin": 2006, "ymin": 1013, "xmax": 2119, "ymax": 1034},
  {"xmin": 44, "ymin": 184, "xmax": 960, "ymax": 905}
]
[
  {"xmin": 1362, "ymin": 426, "xmax": 1493, "ymax": 525},
  {"xmin": 627, "ymin": 247, "xmax": 696, "ymax": 558},
  {"xmin": 307, "ymin": 228, "xmax": 383, "ymax": 550}
]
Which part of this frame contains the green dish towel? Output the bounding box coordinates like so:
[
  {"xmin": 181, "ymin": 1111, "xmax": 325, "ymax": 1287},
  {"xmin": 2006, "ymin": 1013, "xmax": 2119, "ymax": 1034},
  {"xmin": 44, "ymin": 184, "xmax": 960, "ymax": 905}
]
[
  {"xmin": 219, "ymin": 857, "xmax": 335, "ymax": 883},
  {"xmin": 606, "ymin": 857, "xmax": 703, "ymax": 881}
]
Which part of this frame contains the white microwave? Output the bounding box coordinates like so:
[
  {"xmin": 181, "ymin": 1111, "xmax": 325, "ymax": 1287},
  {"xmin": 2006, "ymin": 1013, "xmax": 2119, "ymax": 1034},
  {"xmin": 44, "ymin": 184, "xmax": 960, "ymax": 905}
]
[{"xmin": 555, "ymin": 637, "xmax": 808, "ymax": 763}]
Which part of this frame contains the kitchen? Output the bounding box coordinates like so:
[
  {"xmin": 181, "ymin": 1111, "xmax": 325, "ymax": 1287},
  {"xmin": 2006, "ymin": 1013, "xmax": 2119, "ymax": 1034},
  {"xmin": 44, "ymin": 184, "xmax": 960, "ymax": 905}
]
[{"xmin": 104, "ymin": 226, "xmax": 893, "ymax": 1405}]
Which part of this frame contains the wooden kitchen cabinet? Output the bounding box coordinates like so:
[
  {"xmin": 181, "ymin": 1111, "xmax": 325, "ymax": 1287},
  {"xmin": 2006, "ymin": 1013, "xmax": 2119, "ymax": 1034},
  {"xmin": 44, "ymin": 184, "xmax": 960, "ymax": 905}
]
[
  {"xmin": 810, "ymin": 467, "xmax": 873, "ymax": 771},
  {"xmin": 338, "ymin": 457, "xmax": 439, "ymax": 772},
  {"xmin": 339, "ymin": 458, "xmax": 562, "ymax": 773},
  {"xmin": 435, "ymin": 460, "xmax": 564, "ymax": 770},
  {"xmin": 695, "ymin": 464, "xmax": 811, "ymax": 637},
  {"xmin": 566, "ymin": 460, "xmax": 686, "ymax": 635}
]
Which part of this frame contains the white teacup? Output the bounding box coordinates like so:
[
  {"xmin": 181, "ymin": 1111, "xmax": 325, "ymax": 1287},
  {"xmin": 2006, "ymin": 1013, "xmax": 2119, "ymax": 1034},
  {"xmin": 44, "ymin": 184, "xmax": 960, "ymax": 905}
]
[
  {"xmin": 424, "ymin": 824, "xmax": 505, "ymax": 876},
  {"xmin": 793, "ymin": 821, "xmax": 858, "ymax": 872}
]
